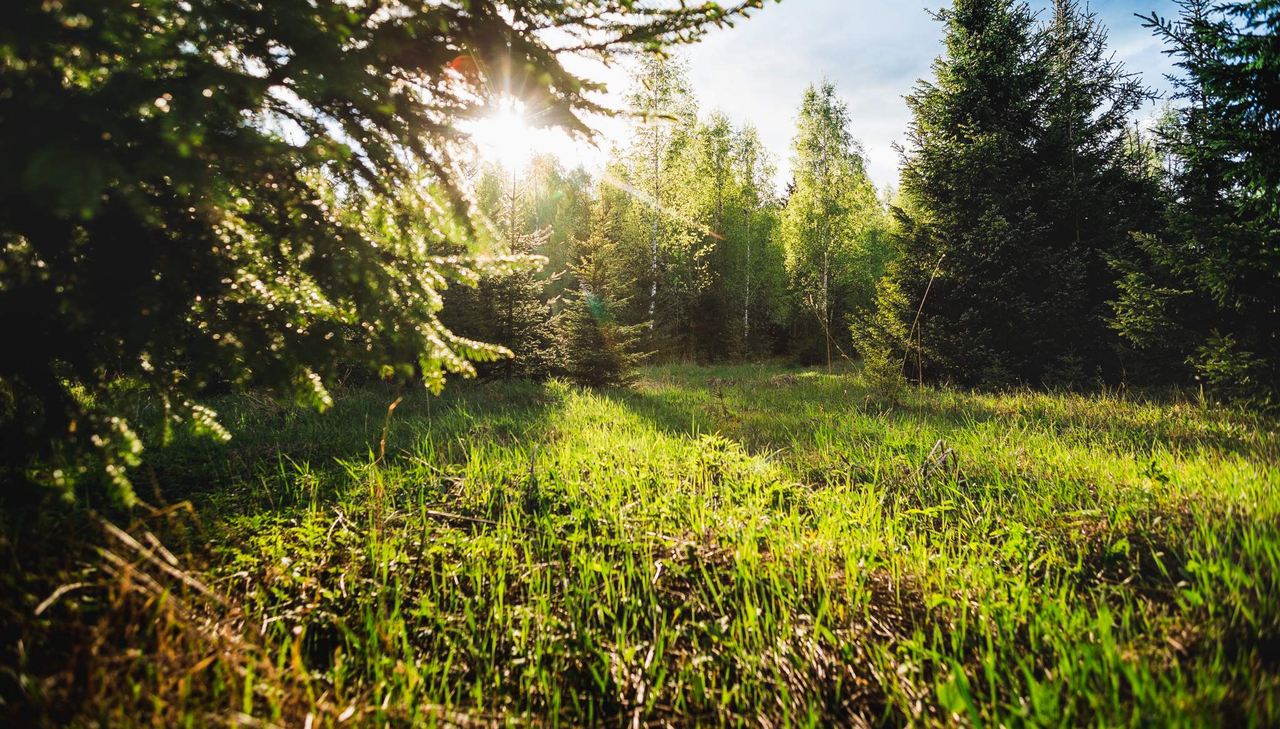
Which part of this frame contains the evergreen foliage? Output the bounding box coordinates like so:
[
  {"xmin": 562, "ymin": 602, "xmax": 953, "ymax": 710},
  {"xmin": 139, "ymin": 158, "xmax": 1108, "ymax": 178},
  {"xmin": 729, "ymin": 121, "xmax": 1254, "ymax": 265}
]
[
  {"xmin": 474, "ymin": 165, "xmax": 557, "ymax": 380},
  {"xmin": 1036, "ymin": 0, "xmax": 1162, "ymax": 385},
  {"xmin": 856, "ymin": 0, "xmax": 1158, "ymax": 387},
  {"xmin": 560, "ymin": 197, "xmax": 647, "ymax": 387},
  {"xmin": 0, "ymin": 0, "xmax": 773, "ymax": 501},
  {"xmin": 1111, "ymin": 0, "xmax": 1280, "ymax": 407}
]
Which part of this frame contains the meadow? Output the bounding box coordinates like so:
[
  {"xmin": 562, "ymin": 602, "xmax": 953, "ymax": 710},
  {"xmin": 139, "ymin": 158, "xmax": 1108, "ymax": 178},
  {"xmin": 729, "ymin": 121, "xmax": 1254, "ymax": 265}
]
[{"xmin": 4, "ymin": 364, "xmax": 1278, "ymax": 726}]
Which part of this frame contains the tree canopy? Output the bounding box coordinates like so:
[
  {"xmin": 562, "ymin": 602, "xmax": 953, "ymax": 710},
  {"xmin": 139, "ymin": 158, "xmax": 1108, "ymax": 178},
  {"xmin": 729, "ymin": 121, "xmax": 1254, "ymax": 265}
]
[
  {"xmin": 1111, "ymin": 0, "xmax": 1280, "ymax": 407},
  {"xmin": 855, "ymin": 0, "xmax": 1158, "ymax": 387},
  {"xmin": 780, "ymin": 79, "xmax": 885, "ymax": 370},
  {"xmin": 0, "ymin": 0, "xmax": 774, "ymax": 501}
]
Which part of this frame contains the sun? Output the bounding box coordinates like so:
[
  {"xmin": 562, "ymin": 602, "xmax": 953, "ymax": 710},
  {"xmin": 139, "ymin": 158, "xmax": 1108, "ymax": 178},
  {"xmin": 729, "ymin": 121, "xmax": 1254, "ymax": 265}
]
[
  {"xmin": 466, "ymin": 96, "xmax": 607, "ymax": 171},
  {"xmin": 467, "ymin": 98, "xmax": 537, "ymax": 170}
]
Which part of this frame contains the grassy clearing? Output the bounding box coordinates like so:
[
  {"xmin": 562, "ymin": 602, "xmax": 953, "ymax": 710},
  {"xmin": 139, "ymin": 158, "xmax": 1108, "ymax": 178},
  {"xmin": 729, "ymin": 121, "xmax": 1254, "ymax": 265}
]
[{"xmin": 3, "ymin": 364, "xmax": 1278, "ymax": 726}]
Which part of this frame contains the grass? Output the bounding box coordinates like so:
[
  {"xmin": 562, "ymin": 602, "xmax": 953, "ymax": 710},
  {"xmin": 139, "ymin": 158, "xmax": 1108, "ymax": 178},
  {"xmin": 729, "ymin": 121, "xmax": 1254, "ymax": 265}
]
[{"xmin": 2, "ymin": 364, "xmax": 1278, "ymax": 726}]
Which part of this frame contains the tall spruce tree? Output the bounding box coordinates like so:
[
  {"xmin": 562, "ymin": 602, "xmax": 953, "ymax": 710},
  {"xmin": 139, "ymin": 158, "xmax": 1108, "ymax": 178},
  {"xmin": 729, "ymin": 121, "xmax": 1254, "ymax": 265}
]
[
  {"xmin": 1035, "ymin": 0, "xmax": 1159, "ymax": 385},
  {"xmin": 868, "ymin": 0, "xmax": 1047, "ymax": 385},
  {"xmin": 1111, "ymin": 0, "xmax": 1280, "ymax": 407},
  {"xmin": 857, "ymin": 0, "xmax": 1156, "ymax": 387}
]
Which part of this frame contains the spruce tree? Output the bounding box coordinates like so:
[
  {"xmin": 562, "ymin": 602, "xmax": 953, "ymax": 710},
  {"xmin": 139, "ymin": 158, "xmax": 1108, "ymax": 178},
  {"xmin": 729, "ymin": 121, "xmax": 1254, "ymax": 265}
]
[
  {"xmin": 483, "ymin": 164, "xmax": 556, "ymax": 380},
  {"xmin": 857, "ymin": 0, "xmax": 1156, "ymax": 387},
  {"xmin": 871, "ymin": 0, "xmax": 1046, "ymax": 385},
  {"xmin": 560, "ymin": 197, "xmax": 646, "ymax": 387},
  {"xmin": 528, "ymin": 156, "xmax": 594, "ymax": 306},
  {"xmin": 1112, "ymin": 0, "xmax": 1280, "ymax": 407},
  {"xmin": 1035, "ymin": 0, "xmax": 1159, "ymax": 385},
  {"xmin": 438, "ymin": 164, "xmax": 552, "ymax": 380}
]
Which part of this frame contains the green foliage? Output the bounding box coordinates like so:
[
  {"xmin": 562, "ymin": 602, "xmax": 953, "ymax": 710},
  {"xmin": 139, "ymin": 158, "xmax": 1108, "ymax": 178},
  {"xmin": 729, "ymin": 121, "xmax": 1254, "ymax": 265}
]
[
  {"xmin": 1196, "ymin": 332, "xmax": 1271, "ymax": 405},
  {"xmin": 621, "ymin": 54, "xmax": 705, "ymax": 355},
  {"xmin": 730, "ymin": 125, "xmax": 790, "ymax": 357},
  {"xmin": 5, "ymin": 366, "xmax": 1277, "ymax": 724},
  {"xmin": 850, "ymin": 269, "xmax": 913, "ymax": 401},
  {"xmin": 560, "ymin": 196, "xmax": 647, "ymax": 387},
  {"xmin": 1037, "ymin": 0, "xmax": 1164, "ymax": 374},
  {"xmin": 684, "ymin": 115, "xmax": 786, "ymax": 361},
  {"xmin": 599, "ymin": 56, "xmax": 789, "ymax": 363},
  {"xmin": 859, "ymin": 0, "xmax": 1158, "ymax": 387},
  {"xmin": 527, "ymin": 156, "xmax": 596, "ymax": 304},
  {"xmin": 469, "ymin": 164, "xmax": 557, "ymax": 380},
  {"xmin": 1111, "ymin": 0, "xmax": 1280, "ymax": 408},
  {"xmin": 0, "ymin": 0, "xmax": 773, "ymax": 501},
  {"xmin": 780, "ymin": 80, "xmax": 888, "ymax": 369}
]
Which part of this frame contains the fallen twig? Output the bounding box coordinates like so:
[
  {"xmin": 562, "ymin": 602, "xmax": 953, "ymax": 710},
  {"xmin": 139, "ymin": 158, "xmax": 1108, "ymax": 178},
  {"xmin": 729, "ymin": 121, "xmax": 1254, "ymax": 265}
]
[
  {"xmin": 97, "ymin": 516, "xmax": 225, "ymax": 606},
  {"xmin": 34, "ymin": 582, "xmax": 92, "ymax": 616},
  {"xmin": 918, "ymin": 439, "xmax": 958, "ymax": 481}
]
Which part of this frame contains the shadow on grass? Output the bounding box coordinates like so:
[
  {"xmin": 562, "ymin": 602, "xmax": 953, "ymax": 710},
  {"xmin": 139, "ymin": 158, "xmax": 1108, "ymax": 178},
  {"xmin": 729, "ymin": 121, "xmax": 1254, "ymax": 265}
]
[{"xmin": 142, "ymin": 380, "xmax": 569, "ymax": 504}]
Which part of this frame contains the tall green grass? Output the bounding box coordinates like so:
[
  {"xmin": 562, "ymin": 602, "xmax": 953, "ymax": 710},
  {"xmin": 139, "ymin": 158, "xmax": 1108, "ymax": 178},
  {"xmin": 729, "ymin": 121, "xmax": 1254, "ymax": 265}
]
[{"xmin": 3, "ymin": 365, "xmax": 1277, "ymax": 726}]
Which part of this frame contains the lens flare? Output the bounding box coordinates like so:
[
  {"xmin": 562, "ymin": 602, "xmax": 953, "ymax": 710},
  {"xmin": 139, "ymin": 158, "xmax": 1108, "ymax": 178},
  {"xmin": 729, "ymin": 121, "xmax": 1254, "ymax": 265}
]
[{"xmin": 468, "ymin": 98, "xmax": 535, "ymax": 170}]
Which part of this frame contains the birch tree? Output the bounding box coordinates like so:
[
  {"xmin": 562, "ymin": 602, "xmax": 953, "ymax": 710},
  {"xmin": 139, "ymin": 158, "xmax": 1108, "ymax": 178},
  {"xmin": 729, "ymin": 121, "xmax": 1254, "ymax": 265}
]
[
  {"xmin": 624, "ymin": 55, "xmax": 697, "ymax": 336},
  {"xmin": 780, "ymin": 80, "xmax": 882, "ymax": 370}
]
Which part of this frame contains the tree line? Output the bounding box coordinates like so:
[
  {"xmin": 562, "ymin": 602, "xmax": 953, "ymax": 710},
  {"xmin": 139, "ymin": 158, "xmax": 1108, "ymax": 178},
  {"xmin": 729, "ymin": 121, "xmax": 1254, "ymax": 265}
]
[
  {"xmin": 445, "ymin": 57, "xmax": 890, "ymax": 383},
  {"xmin": 448, "ymin": 0, "xmax": 1278, "ymax": 410}
]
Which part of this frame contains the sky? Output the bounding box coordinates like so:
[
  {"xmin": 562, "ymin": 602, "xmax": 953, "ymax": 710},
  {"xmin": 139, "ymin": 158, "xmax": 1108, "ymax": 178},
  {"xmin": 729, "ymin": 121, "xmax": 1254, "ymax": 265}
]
[
  {"xmin": 684, "ymin": 0, "xmax": 1182, "ymax": 192},
  {"xmin": 509, "ymin": 0, "xmax": 1185, "ymax": 194}
]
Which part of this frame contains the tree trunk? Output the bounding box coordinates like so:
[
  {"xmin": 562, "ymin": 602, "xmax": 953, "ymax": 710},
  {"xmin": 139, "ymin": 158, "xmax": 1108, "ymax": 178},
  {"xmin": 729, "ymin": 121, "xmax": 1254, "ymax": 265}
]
[
  {"xmin": 823, "ymin": 246, "xmax": 831, "ymax": 374},
  {"xmin": 649, "ymin": 148, "xmax": 659, "ymax": 332},
  {"xmin": 743, "ymin": 213, "xmax": 751, "ymax": 350}
]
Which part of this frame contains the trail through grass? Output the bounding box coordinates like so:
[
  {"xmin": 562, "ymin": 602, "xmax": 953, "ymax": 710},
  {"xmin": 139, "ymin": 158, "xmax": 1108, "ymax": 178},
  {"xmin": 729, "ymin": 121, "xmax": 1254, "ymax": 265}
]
[{"xmin": 3, "ymin": 365, "xmax": 1278, "ymax": 726}]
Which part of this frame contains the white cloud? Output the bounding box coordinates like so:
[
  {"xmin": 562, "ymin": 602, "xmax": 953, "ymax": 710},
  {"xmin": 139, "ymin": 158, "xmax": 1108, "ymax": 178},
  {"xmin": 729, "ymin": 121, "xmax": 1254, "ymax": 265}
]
[
  {"xmin": 682, "ymin": 0, "xmax": 1181, "ymax": 191},
  {"xmin": 535, "ymin": 1, "xmax": 1183, "ymax": 192}
]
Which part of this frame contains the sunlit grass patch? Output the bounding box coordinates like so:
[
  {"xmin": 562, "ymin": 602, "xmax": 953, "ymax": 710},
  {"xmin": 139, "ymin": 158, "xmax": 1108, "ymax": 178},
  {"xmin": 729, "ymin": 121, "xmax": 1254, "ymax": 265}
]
[{"xmin": 3, "ymin": 365, "xmax": 1277, "ymax": 726}]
